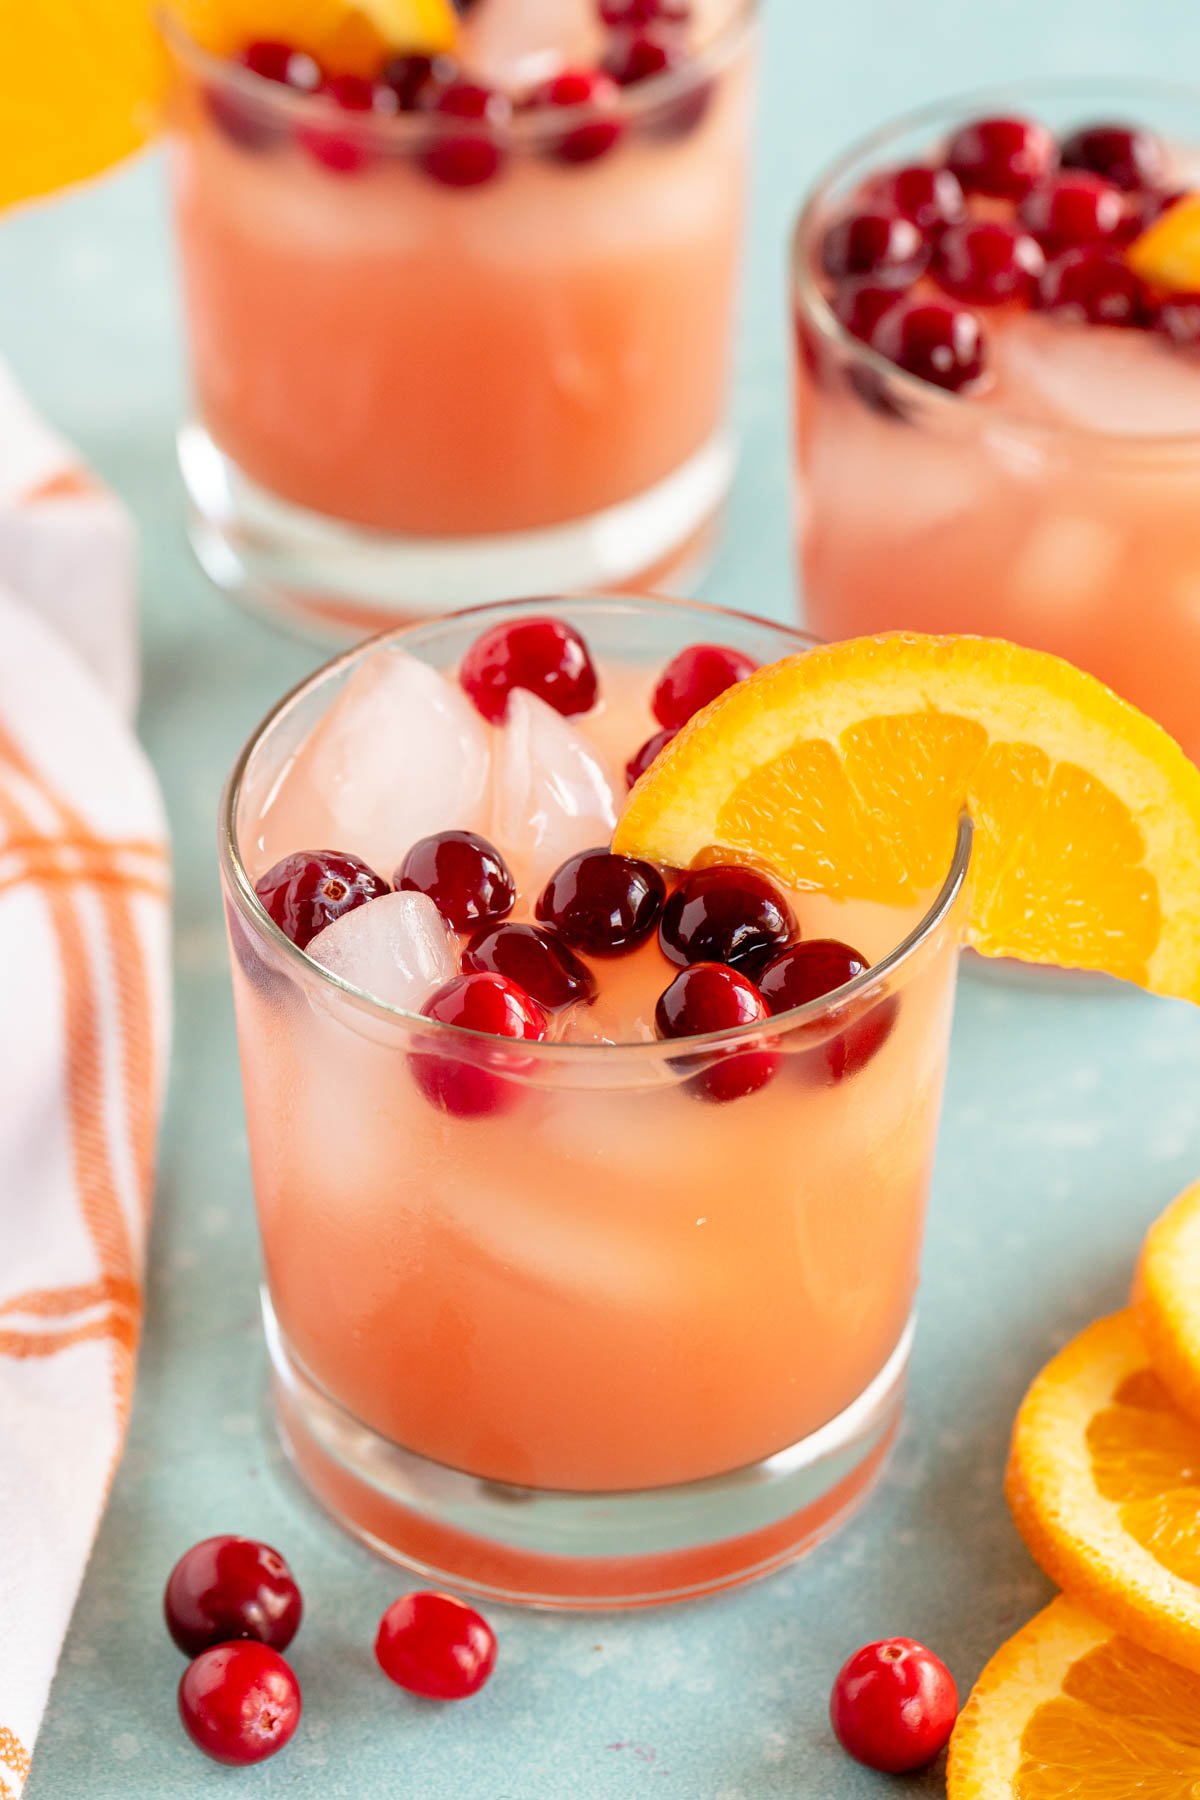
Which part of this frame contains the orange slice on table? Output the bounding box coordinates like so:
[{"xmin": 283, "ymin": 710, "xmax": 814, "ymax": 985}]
[
  {"xmin": 614, "ymin": 634, "xmax": 1200, "ymax": 997},
  {"xmin": 1136, "ymin": 1179, "xmax": 1200, "ymax": 1429},
  {"xmin": 947, "ymin": 1593, "xmax": 1200, "ymax": 1798},
  {"xmin": 1127, "ymin": 192, "xmax": 1200, "ymax": 292},
  {"xmin": 1005, "ymin": 1309, "xmax": 1200, "ymax": 1675}
]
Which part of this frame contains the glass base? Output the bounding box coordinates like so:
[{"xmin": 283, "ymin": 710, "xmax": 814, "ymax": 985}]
[
  {"xmin": 263, "ymin": 1293, "xmax": 910, "ymax": 1610},
  {"xmin": 179, "ymin": 425, "xmax": 733, "ymax": 643}
]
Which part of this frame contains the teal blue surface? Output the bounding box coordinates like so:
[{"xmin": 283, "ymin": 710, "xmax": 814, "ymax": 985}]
[{"xmin": 8, "ymin": 5, "xmax": 1200, "ymax": 1795}]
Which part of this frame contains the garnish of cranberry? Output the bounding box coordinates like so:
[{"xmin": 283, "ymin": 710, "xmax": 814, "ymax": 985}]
[
  {"xmin": 1018, "ymin": 172, "xmax": 1124, "ymax": 253},
  {"xmin": 178, "ymin": 1642, "xmax": 301, "ymax": 1766},
  {"xmin": 411, "ymin": 972, "xmax": 547, "ymax": 1119},
  {"xmin": 625, "ymin": 726, "xmax": 677, "ymax": 788},
  {"xmin": 599, "ymin": 0, "xmax": 692, "ymax": 24},
  {"xmin": 397, "ymin": 830, "xmax": 516, "ymax": 932},
  {"xmin": 1036, "ymin": 247, "xmax": 1150, "ymax": 327},
  {"xmin": 830, "ymin": 1638, "xmax": 958, "ymax": 1774},
  {"xmin": 869, "ymin": 299, "xmax": 987, "ymax": 393},
  {"xmin": 658, "ymin": 864, "xmax": 793, "ymax": 970},
  {"xmin": 165, "ymin": 1537, "xmax": 303, "ymax": 1659},
  {"xmin": 536, "ymin": 849, "xmax": 665, "ymax": 956},
  {"xmin": 651, "ymin": 643, "xmax": 756, "ymax": 731},
  {"xmin": 655, "ymin": 962, "xmax": 778, "ymax": 1103},
  {"xmin": 237, "ymin": 40, "xmax": 320, "ymax": 91},
  {"xmin": 460, "ymin": 616, "xmax": 598, "ymax": 723},
  {"xmin": 601, "ymin": 28, "xmax": 709, "ymax": 136},
  {"xmin": 932, "ymin": 220, "xmax": 1044, "ymax": 306},
  {"xmin": 758, "ymin": 939, "xmax": 897, "ymax": 1082},
  {"xmin": 375, "ymin": 1592, "xmax": 497, "ymax": 1700},
  {"xmin": 462, "ymin": 922, "xmax": 596, "ymax": 1011},
  {"xmin": 256, "ymin": 850, "xmax": 389, "ymax": 950},
  {"xmin": 299, "ymin": 74, "xmax": 395, "ymax": 174},
  {"xmin": 1059, "ymin": 122, "xmax": 1165, "ymax": 192},
  {"xmin": 211, "ymin": 38, "xmax": 320, "ymax": 148},
  {"xmin": 527, "ymin": 68, "xmax": 624, "ymax": 165},
  {"xmin": 820, "ymin": 210, "xmax": 929, "ymax": 285},
  {"xmin": 420, "ymin": 80, "xmax": 512, "ymax": 189},
  {"xmin": 379, "ymin": 51, "xmax": 456, "ymax": 112},
  {"xmin": 867, "ymin": 164, "xmax": 965, "ymax": 234},
  {"xmin": 946, "ymin": 114, "xmax": 1056, "ymax": 199},
  {"xmin": 831, "ymin": 283, "xmax": 904, "ymax": 343}
]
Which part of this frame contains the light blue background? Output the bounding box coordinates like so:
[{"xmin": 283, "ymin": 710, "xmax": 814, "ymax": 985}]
[{"xmin": 7, "ymin": 3, "xmax": 1200, "ymax": 1794}]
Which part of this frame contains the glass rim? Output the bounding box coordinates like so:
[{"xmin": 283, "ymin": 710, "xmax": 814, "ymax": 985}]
[
  {"xmin": 219, "ymin": 592, "xmax": 973, "ymax": 1060},
  {"xmin": 157, "ymin": 0, "xmax": 758, "ymax": 147},
  {"xmin": 791, "ymin": 74, "xmax": 1200, "ymax": 456}
]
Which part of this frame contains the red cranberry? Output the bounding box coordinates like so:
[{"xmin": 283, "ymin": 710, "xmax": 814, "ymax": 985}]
[
  {"xmin": 419, "ymin": 80, "xmax": 511, "ymax": 188},
  {"xmin": 411, "ymin": 973, "xmax": 547, "ymax": 1119},
  {"xmin": 830, "ymin": 1638, "xmax": 958, "ymax": 1774},
  {"xmin": 655, "ymin": 962, "xmax": 778, "ymax": 1103},
  {"xmin": 1157, "ymin": 292, "xmax": 1200, "ymax": 349},
  {"xmin": 867, "ymin": 164, "xmax": 965, "ymax": 234},
  {"xmin": 602, "ymin": 28, "xmax": 680, "ymax": 86},
  {"xmin": 1018, "ymin": 172, "xmax": 1124, "ymax": 252},
  {"xmin": 1036, "ymin": 247, "xmax": 1151, "ymax": 326},
  {"xmin": 599, "ymin": 0, "xmax": 691, "ymax": 24},
  {"xmin": 397, "ymin": 831, "xmax": 515, "ymax": 932},
  {"xmin": 758, "ymin": 939, "xmax": 897, "ymax": 1081},
  {"xmin": 1059, "ymin": 122, "xmax": 1165, "ymax": 193},
  {"xmin": 255, "ymin": 850, "xmax": 389, "ymax": 950},
  {"xmin": 536, "ymin": 849, "xmax": 665, "ymax": 956},
  {"xmin": 658, "ymin": 864, "xmax": 794, "ymax": 970},
  {"xmin": 651, "ymin": 642, "xmax": 756, "ymax": 731},
  {"xmin": 831, "ymin": 283, "xmax": 905, "ymax": 342},
  {"xmin": 946, "ymin": 114, "xmax": 1056, "ymax": 199},
  {"xmin": 625, "ymin": 726, "xmax": 677, "ymax": 788},
  {"xmin": 211, "ymin": 39, "xmax": 320, "ymax": 147},
  {"xmin": 178, "ymin": 1642, "xmax": 301, "ymax": 1766},
  {"xmin": 932, "ymin": 220, "xmax": 1044, "ymax": 305},
  {"xmin": 165, "ymin": 1537, "xmax": 302, "ymax": 1659},
  {"xmin": 299, "ymin": 74, "xmax": 395, "ymax": 174},
  {"xmin": 237, "ymin": 40, "xmax": 320, "ymax": 91},
  {"xmin": 460, "ymin": 616, "xmax": 598, "ymax": 723},
  {"xmin": 870, "ymin": 299, "xmax": 987, "ymax": 392},
  {"xmin": 461, "ymin": 922, "xmax": 596, "ymax": 1010},
  {"xmin": 820, "ymin": 210, "xmax": 928, "ymax": 285},
  {"xmin": 375, "ymin": 1592, "xmax": 497, "ymax": 1700},
  {"xmin": 528, "ymin": 68, "xmax": 625, "ymax": 164},
  {"xmin": 379, "ymin": 51, "xmax": 456, "ymax": 111}
]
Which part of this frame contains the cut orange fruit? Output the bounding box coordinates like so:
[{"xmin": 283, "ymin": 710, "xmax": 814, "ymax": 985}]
[
  {"xmin": 613, "ymin": 634, "xmax": 1200, "ymax": 997},
  {"xmin": 1128, "ymin": 192, "xmax": 1200, "ymax": 293},
  {"xmin": 1135, "ymin": 1179, "xmax": 1200, "ymax": 1430},
  {"xmin": 175, "ymin": 0, "xmax": 458, "ymax": 63},
  {"xmin": 1005, "ymin": 1309, "xmax": 1200, "ymax": 1675},
  {"xmin": 947, "ymin": 1593, "xmax": 1200, "ymax": 1798}
]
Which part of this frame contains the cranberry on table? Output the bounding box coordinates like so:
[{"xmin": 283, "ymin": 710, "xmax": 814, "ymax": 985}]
[
  {"xmin": 236, "ymin": 40, "xmax": 320, "ymax": 91},
  {"xmin": 462, "ymin": 922, "xmax": 596, "ymax": 1011},
  {"xmin": 536, "ymin": 849, "xmax": 665, "ymax": 956},
  {"xmin": 165, "ymin": 1537, "xmax": 303, "ymax": 1659},
  {"xmin": 1036, "ymin": 247, "xmax": 1150, "ymax": 326},
  {"xmin": 867, "ymin": 163, "xmax": 965, "ymax": 233},
  {"xmin": 655, "ymin": 962, "xmax": 778, "ymax": 1102},
  {"xmin": 625, "ymin": 726, "xmax": 677, "ymax": 788},
  {"xmin": 420, "ymin": 80, "xmax": 512, "ymax": 189},
  {"xmin": 758, "ymin": 938, "xmax": 897, "ymax": 1082},
  {"xmin": 869, "ymin": 298, "xmax": 987, "ymax": 393},
  {"xmin": 652, "ymin": 642, "xmax": 756, "ymax": 730},
  {"xmin": 831, "ymin": 282, "xmax": 904, "ymax": 343},
  {"xmin": 256, "ymin": 850, "xmax": 389, "ymax": 950},
  {"xmin": 830, "ymin": 1638, "xmax": 958, "ymax": 1774},
  {"xmin": 1018, "ymin": 172, "xmax": 1124, "ymax": 253},
  {"xmin": 932, "ymin": 220, "xmax": 1044, "ymax": 305},
  {"xmin": 397, "ymin": 830, "xmax": 515, "ymax": 932},
  {"xmin": 529, "ymin": 68, "xmax": 625, "ymax": 164},
  {"xmin": 946, "ymin": 114, "xmax": 1056, "ymax": 199},
  {"xmin": 658, "ymin": 864, "xmax": 794, "ymax": 970},
  {"xmin": 412, "ymin": 972, "xmax": 547, "ymax": 1119},
  {"xmin": 820, "ymin": 210, "xmax": 929, "ymax": 285},
  {"xmin": 375, "ymin": 1591, "xmax": 497, "ymax": 1700},
  {"xmin": 460, "ymin": 616, "xmax": 598, "ymax": 723},
  {"xmin": 1059, "ymin": 121, "xmax": 1165, "ymax": 192},
  {"xmin": 178, "ymin": 1642, "xmax": 301, "ymax": 1766}
]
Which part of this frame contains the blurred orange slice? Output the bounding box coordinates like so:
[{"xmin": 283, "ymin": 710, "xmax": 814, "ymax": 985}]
[
  {"xmin": 1128, "ymin": 193, "xmax": 1200, "ymax": 292},
  {"xmin": 1136, "ymin": 1179, "xmax": 1200, "ymax": 1430},
  {"xmin": 614, "ymin": 634, "xmax": 1200, "ymax": 997}
]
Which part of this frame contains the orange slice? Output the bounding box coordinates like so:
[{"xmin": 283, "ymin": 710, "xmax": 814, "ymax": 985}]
[
  {"xmin": 947, "ymin": 1594, "xmax": 1200, "ymax": 1798},
  {"xmin": 1135, "ymin": 1179, "xmax": 1200, "ymax": 1430},
  {"xmin": 1005, "ymin": 1309, "xmax": 1200, "ymax": 1675},
  {"xmin": 1128, "ymin": 193, "xmax": 1200, "ymax": 293},
  {"xmin": 613, "ymin": 634, "xmax": 1200, "ymax": 997}
]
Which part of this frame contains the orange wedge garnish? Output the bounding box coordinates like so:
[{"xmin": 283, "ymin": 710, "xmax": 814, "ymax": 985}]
[
  {"xmin": 1128, "ymin": 193, "xmax": 1200, "ymax": 292},
  {"xmin": 947, "ymin": 1594, "xmax": 1200, "ymax": 1798},
  {"xmin": 614, "ymin": 634, "xmax": 1200, "ymax": 996},
  {"xmin": 1005, "ymin": 1310, "xmax": 1200, "ymax": 1675},
  {"xmin": 1136, "ymin": 1179, "xmax": 1200, "ymax": 1431}
]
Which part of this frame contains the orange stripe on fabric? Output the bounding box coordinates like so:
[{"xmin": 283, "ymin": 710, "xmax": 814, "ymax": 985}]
[
  {"xmin": 0, "ymin": 1311, "xmax": 137, "ymax": 1360},
  {"xmin": 0, "ymin": 865, "xmax": 167, "ymax": 904},
  {"xmin": 0, "ymin": 1277, "xmax": 140, "ymax": 1321},
  {"xmin": 22, "ymin": 468, "xmax": 90, "ymax": 503},
  {"xmin": 0, "ymin": 1725, "xmax": 31, "ymax": 1779},
  {"xmin": 0, "ymin": 834, "xmax": 165, "ymax": 862}
]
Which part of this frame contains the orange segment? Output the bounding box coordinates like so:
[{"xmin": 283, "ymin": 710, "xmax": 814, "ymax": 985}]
[
  {"xmin": 1135, "ymin": 1179, "xmax": 1200, "ymax": 1431},
  {"xmin": 1005, "ymin": 1310, "xmax": 1200, "ymax": 1675},
  {"xmin": 613, "ymin": 633, "xmax": 1200, "ymax": 997},
  {"xmin": 177, "ymin": 0, "xmax": 457, "ymax": 62},
  {"xmin": 1128, "ymin": 193, "xmax": 1200, "ymax": 292},
  {"xmin": 947, "ymin": 1595, "xmax": 1200, "ymax": 1799}
]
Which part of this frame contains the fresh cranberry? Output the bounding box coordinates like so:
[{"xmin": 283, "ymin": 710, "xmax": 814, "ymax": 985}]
[
  {"xmin": 820, "ymin": 210, "xmax": 929, "ymax": 284},
  {"xmin": 165, "ymin": 1538, "xmax": 302, "ymax": 1659},
  {"xmin": 419, "ymin": 80, "xmax": 511, "ymax": 188},
  {"xmin": 461, "ymin": 922, "xmax": 596, "ymax": 1010},
  {"xmin": 536, "ymin": 849, "xmax": 665, "ymax": 956},
  {"xmin": 831, "ymin": 283, "xmax": 905, "ymax": 342},
  {"xmin": 830, "ymin": 1638, "xmax": 958, "ymax": 1774},
  {"xmin": 625, "ymin": 726, "xmax": 677, "ymax": 788},
  {"xmin": 932, "ymin": 220, "xmax": 1044, "ymax": 305},
  {"xmin": 411, "ymin": 973, "xmax": 547, "ymax": 1119},
  {"xmin": 375, "ymin": 1592, "xmax": 497, "ymax": 1700},
  {"xmin": 460, "ymin": 616, "xmax": 598, "ymax": 723},
  {"xmin": 397, "ymin": 831, "xmax": 515, "ymax": 932},
  {"xmin": 870, "ymin": 299, "xmax": 987, "ymax": 392},
  {"xmin": 1059, "ymin": 122, "xmax": 1165, "ymax": 192},
  {"xmin": 867, "ymin": 164, "xmax": 965, "ymax": 234},
  {"xmin": 658, "ymin": 865, "xmax": 794, "ymax": 970},
  {"xmin": 599, "ymin": 0, "xmax": 691, "ymax": 24},
  {"xmin": 651, "ymin": 642, "xmax": 756, "ymax": 730},
  {"xmin": 237, "ymin": 40, "xmax": 321, "ymax": 90},
  {"xmin": 178, "ymin": 1642, "xmax": 301, "ymax": 1766},
  {"xmin": 299, "ymin": 74, "xmax": 394, "ymax": 174},
  {"xmin": 758, "ymin": 939, "xmax": 897, "ymax": 1081},
  {"xmin": 1018, "ymin": 172, "xmax": 1124, "ymax": 252},
  {"xmin": 379, "ymin": 51, "xmax": 456, "ymax": 111},
  {"xmin": 1157, "ymin": 292, "xmax": 1200, "ymax": 348},
  {"xmin": 655, "ymin": 962, "xmax": 778, "ymax": 1103},
  {"xmin": 211, "ymin": 39, "xmax": 320, "ymax": 147},
  {"xmin": 946, "ymin": 114, "xmax": 1056, "ymax": 199},
  {"xmin": 528, "ymin": 68, "xmax": 625, "ymax": 164},
  {"xmin": 1036, "ymin": 247, "xmax": 1151, "ymax": 326},
  {"xmin": 602, "ymin": 29, "xmax": 709, "ymax": 135},
  {"xmin": 255, "ymin": 851, "xmax": 389, "ymax": 950}
]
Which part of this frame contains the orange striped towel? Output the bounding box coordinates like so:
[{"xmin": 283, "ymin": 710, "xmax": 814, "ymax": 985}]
[{"xmin": 0, "ymin": 541, "xmax": 168, "ymax": 1779}]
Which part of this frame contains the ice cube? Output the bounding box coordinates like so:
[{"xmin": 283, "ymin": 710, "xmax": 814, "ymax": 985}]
[
  {"xmin": 307, "ymin": 891, "xmax": 456, "ymax": 1012},
  {"xmin": 491, "ymin": 690, "xmax": 617, "ymax": 894},
  {"xmin": 1008, "ymin": 514, "xmax": 1121, "ymax": 617},
  {"xmin": 457, "ymin": 0, "xmax": 600, "ymax": 89},
  {"xmin": 995, "ymin": 315, "xmax": 1200, "ymax": 436}
]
